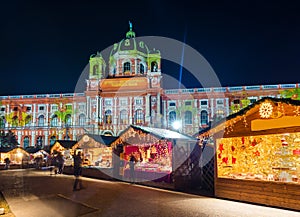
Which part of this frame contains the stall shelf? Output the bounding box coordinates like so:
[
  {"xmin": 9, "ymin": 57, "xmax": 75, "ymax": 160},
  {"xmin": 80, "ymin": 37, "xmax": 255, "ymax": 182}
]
[{"xmin": 199, "ymin": 97, "xmax": 300, "ymax": 211}]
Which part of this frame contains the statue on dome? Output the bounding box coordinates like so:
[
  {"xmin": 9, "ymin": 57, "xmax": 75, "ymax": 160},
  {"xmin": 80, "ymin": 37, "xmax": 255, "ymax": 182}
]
[{"xmin": 129, "ymin": 21, "xmax": 132, "ymax": 30}]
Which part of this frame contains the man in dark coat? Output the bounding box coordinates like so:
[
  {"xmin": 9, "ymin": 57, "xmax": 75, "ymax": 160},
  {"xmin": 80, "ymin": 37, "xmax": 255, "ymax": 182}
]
[{"xmin": 73, "ymin": 151, "xmax": 83, "ymax": 191}]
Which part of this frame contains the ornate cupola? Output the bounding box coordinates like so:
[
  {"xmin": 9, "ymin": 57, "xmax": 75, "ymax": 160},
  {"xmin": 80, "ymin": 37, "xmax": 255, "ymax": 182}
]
[
  {"xmin": 108, "ymin": 22, "xmax": 149, "ymax": 77},
  {"xmin": 89, "ymin": 51, "xmax": 106, "ymax": 79}
]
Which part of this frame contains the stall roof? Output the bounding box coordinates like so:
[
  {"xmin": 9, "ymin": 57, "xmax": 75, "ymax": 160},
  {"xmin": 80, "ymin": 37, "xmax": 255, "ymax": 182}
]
[
  {"xmin": 78, "ymin": 134, "xmax": 118, "ymax": 146},
  {"xmin": 198, "ymin": 97, "xmax": 300, "ymax": 137},
  {"xmin": 7, "ymin": 147, "xmax": 29, "ymax": 155},
  {"xmin": 54, "ymin": 140, "xmax": 77, "ymax": 149},
  {"xmin": 130, "ymin": 125, "xmax": 196, "ymax": 141},
  {"xmin": 0, "ymin": 147, "xmax": 13, "ymax": 153},
  {"xmin": 25, "ymin": 146, "xmax": 42, "ymax": 154}
]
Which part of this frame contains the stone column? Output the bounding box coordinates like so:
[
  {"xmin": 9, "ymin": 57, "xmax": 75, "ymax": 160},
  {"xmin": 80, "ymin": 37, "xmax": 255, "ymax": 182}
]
[
  {"xmin": 114, "ymin": 97, "xmax": 117, "ymax": 125},
  {"xmin": 44, "ymin": 131, "xmax": 48, "ymax": 147},
  {"xmin": 129, "ymin": 97, "xmax": 133, "ymax": 124},
  {"xmin": 145, "ymin": 94, "xmax": 150, "ymax": 123},
  {"xmin": 17, "ymin": 131, "xmax": 21, "ymax": 146},
  {"xmin": 31, "ymin": 131, "xmax": 35, "ymax": 146}
]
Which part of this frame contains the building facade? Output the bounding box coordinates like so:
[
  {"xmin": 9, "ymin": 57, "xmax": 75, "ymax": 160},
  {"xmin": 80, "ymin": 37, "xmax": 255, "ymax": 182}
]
[{"xmin": 0, "ymin": 25, "xmax": 298, "ymax": 148}]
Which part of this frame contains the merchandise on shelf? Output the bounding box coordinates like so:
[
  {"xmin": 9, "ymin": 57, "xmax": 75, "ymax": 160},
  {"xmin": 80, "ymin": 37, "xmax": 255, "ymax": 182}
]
[{"xmin": 217, "ymin": 132, "xmax": 300, "ymax": 183}]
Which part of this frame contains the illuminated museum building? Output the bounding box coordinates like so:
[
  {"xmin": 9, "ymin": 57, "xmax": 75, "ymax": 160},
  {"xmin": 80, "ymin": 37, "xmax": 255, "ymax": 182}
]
[{"xmin": 0, "ymin": 26, "xmax": 298, "ymax": 148}]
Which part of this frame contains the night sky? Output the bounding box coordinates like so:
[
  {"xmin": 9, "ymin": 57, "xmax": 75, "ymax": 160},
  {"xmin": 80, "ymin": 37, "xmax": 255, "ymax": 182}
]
[{"xmin": 0, "ymin": 0, "xmax": 300, "ymax": 95}]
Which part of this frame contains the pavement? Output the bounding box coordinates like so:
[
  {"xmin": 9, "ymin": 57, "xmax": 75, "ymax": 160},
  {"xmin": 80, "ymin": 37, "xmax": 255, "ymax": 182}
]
[{"xmin": 0, "ymin": 169, "xmax": 300, "ymax": 217}]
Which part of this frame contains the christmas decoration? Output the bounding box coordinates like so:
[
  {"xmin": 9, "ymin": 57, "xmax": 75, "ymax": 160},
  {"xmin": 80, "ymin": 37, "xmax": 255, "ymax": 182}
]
[{"xmin": 259, "ymin": 102, "xmax": 273, "ymax": 118}]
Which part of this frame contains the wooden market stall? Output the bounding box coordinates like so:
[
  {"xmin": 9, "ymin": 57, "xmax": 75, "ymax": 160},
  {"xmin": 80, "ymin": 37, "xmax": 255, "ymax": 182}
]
[
  {"xmin": 25, "ymin": 146, "xmax": 49, "ymax": 168},
  {"xmin": 73, "ymin": 134, "xmax": 118, "ymax": 168},
  {"xmin": 110, "ymin": 125, "xmax": 197, "ymax": 184},
  {"xmin": 50, "ymin": 140, "xmax": 78, "ymax": 166},
  {"xmin": 202, "ymin": 97, "xmax": 300, "ymax": 211},
  {"xmin": 0, "ymin": 147, "xmax": 13, "ymax": 168},
  {"xmin": 0, "ymin": 147, "xmax": 30, "ymax": 168}
]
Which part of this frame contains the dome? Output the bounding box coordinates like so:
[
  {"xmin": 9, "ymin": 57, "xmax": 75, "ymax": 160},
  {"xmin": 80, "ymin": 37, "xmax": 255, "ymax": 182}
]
[{"xmin": 110, "ymin": 22, "xmax": 149, "ymax": 57}]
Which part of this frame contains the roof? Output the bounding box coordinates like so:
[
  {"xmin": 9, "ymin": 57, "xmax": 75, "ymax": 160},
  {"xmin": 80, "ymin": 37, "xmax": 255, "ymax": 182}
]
[
  {"xmin": 25, "ymin": 146, "xmax": 42, "ymax": 154},
  {"xmin": 79, "ymin": 134, "xmax": 118, "ymax": 146},
  {"xmin": 55, "ymin": 140, "xmax": 77, "ymax": 149},
  {"xmin": 130, "ymin": 125, "xmax": 196, "ymax": 141},
  {"xmin": 0, "ymin": 147, "xmax": 13, "ymax": 153},
  {"xmin": 198, "ymin": 97, "xmax": 300, "ymax": 137}
]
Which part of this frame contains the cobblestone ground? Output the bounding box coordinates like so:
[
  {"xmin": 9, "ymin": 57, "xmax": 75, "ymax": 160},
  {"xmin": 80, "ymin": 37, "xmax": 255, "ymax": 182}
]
[{"xmin": 0, "ymin": 169, "xmax": 299, "ymax": 217}]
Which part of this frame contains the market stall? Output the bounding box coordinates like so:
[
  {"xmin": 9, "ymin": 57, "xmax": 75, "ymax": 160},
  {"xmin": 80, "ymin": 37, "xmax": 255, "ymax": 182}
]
[
  {"xmin": 73, "ymin": 134, "xmax": 118, "ymax": 168},
  {"xmin": 110, "ymin": 125, "xmax": 197, "ymax": 183},
  {"xmin": 0, "ymin": 147, "xmax": 13, "ymax": 168},
  {"xmin": 202, "ymin": 97, "xmax": 300, "ymax": 211},
  {"xmin": 0, "ymin": 147, "xmax": 30, "ymax": 167},
  {"xmin": 25, "ymin": 146, "xmax": 49, "ymax": 167},
  {"xmin": 50, "ymin": 140, "xmax": 78, "ymax": 166}
]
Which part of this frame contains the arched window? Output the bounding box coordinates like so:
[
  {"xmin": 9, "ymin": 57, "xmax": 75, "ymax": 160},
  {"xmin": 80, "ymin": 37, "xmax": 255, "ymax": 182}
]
[
  {"xmin": 140, "ymin": 63, "xmax": 145, "ymax": 74},
  {"xmin": 78, "ymin": 114, "xmax": 85, "ymax": 126},
  {"xmin": 38, "ymin": 115, "xmax": 44, "ymax": 127},
  {"xmin": 12, "ymin": 116, "xmax": 18, "ymax": 127},
  {"xmin": 120, "ymin": 110, "xmax": 127, "ymax": 124},
  {"xmin": 25, "ymin": 115, "xmax": 32, "ymax": 127},
  {"xmin": 200, "ymin": 110, "xmax": 208, "ymax": 125},
  {"xmin": 123, "ymin": 62, "xmax": 131, "ymax": 73},
  {"xmin": 65, "ymin": 114, "xmax": 72, "ymax": 126},
  {"xmin": 135, "ymin": 109, "xmax": 144, "ymax": 124},
  {"xmin": 51, "ymin": 115, "xmax": 58, "ymax": 127},
  {"xmin": 168, "ymin": 111, "xmax": 176, "ymax": 125},
  {"xmin": 0, "ymin": 116, "xmax": 5, "ymax": 128},
  {"xmin": 50, "ymin": 136, "xmax": 56, "ymax": 146},
  {"xmin": 184, "ymin": 111, "xmax": 192, "ymax": 125},
  {"xmin": 36, "ymin": 136, "xmax": 43, "ymax": 147},
  {"xmin": 113, "ymin": 66, "xmax": 116, "ymax": 76},
  {"xmin": 105, "ymin": 110, "xmax": 112, "ymax": 124},
  {"xmin": 93, "ymin": 64, "xmax": 98, "ymax": 75},
  {"xmin": 151, "ymin": 61, "xmax": 158, "ymax": 72},
  {"xmin": 23, "ymin": 136, "xmax": 30, "ymax": 148}
]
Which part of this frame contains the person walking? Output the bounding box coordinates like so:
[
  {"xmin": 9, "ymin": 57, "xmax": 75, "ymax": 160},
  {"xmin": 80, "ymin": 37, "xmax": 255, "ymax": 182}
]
[
  {"xmin": 73, "ymin": 151, "xmax": 83, "ymax": 191},
  {"xmin": 57, "ymin": 152, "xmax": 65, "ymax": 174},
  {"xmin": 4, "ymin": 157, "xmax": 10, "ymax": 170},
  {"xmin": 129, "ymin": 155, "xmax": 136, "ymax": 184}
]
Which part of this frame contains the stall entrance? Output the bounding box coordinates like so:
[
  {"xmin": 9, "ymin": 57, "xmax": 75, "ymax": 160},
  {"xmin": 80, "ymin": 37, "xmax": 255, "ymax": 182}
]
[{"xmin": 173, "ymin": 141, "xmax": 215, "ymax": 196}]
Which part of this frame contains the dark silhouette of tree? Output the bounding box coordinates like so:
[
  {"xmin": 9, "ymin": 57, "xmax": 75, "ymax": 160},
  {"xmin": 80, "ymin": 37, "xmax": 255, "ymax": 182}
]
[{"xmin": 0, "ymin": 130, "xmax": 19, "ymax": 148}]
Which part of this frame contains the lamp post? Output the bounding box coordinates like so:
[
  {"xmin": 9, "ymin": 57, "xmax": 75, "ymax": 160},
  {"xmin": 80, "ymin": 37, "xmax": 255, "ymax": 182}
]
[{"xmin": 172, "ymin": 120, "xmax": 182, "ymax": 132}]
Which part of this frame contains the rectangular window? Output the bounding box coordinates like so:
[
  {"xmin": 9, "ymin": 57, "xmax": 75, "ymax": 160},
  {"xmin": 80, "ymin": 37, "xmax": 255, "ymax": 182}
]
[
  {"xmin": 200, "ymin": 100, "xmax": 208, "ymax": 106},
  {"xmin": 51, "ymin": 105, "xmax": 58, "ymax": 112},
  {"xmin": 13, "ymin": 107, "xmax": 18, "ymax": 111},
  {"xmin": 39, "ymin": 106, "xmax": 44, "ymax": 111},
  {"xmin": 105, "ymin": 99, "xmax": 112, "ymax": 106},
  {"xmin": 250, "ymin": 98, "xmax": 257, "ymax": 104},
  {"xmin": 119, "ymin": 99, "xmax": 128, "ymax": 106},
  {"xmin": 233, "ymin": 99, "xmax": 240, "ymax": 104},
  {"xmin": 185, "ymin": 101, "xmax": 192, "ymax": 106},
  {"xmin": 79, "ymin": 104, "xmax": 85, "ymax": 111},
  {"xmin": 66, "ymin": 105, "xmax": 72, "ymax": 110},
  {"xmin": 169, "ymin": 102, "xmax": 176, "ymax": 107},
  {"xmin": 26, "ymin": 106, "xmax": 31, "ymax": 111},
  {"xmin": 216, "ymin": 99, "xmax": 224, "ymax": 105},
  {"xmin": 0, "ymin": 107, "xmax": 5, "ymax": 112},
  {"xmin": 135, "ymin": 98, "xmax": 143, "ymax": 105}
]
